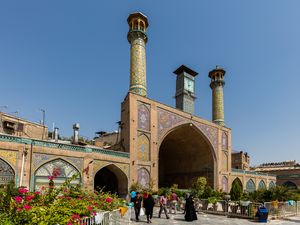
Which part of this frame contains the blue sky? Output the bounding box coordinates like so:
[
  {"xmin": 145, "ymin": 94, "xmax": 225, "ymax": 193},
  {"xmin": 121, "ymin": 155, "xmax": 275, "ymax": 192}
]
[{"xmin": 0, "ymin": 1, "xmax": 299, "ymax": 165}]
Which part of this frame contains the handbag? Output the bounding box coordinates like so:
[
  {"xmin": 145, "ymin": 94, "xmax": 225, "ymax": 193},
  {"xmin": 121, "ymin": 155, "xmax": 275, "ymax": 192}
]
[{"xmin": 139, "ymin": 208, "xmax": 145, "ymax": 216}]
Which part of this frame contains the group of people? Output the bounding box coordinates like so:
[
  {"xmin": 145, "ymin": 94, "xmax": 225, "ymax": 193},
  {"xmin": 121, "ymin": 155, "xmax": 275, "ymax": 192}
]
[
  {"xmin": 130, "ymin": 191, "xmax": 198, "ymax": 223},
  {"xmin": 131, "ymin": 191, "xmax": 155, "ymax": 223}
]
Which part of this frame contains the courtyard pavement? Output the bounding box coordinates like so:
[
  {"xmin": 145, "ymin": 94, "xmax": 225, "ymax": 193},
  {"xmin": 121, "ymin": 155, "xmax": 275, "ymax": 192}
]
[{"xmin": 130, "ymin": 208, "xmax": 300, "ymax": 225}]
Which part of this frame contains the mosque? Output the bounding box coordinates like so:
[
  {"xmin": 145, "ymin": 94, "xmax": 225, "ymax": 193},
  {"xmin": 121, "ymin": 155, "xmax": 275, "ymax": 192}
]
[{"xmin": 0, "ymin": 12, "xmax": 276, "ymax": 196}]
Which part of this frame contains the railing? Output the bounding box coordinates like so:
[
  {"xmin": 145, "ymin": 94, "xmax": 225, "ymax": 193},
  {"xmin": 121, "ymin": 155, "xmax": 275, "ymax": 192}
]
[
  {"xmin": 109, "ymin": 208, "xmax": 131, "ymax": 225},
  {"xmin": 264, "ymin": 201, "xmax": 299, "ymax": 219},
  {"xmin": 79, "ymin": 211, "xmax": 109, "ymax": 225},
  {"xmin": 197, "ymin": 199, "xmax": 263, "ymax": 219},
  {"xmin": 79, "ymin": 207, "xmax": 131, "ymax": 225}
]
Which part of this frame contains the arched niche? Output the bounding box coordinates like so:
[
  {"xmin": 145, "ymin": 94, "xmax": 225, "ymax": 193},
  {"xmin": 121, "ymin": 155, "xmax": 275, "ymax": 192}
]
[{"xmin": 34, "ymin": 158, "xmax": 81, "ymax": 190}]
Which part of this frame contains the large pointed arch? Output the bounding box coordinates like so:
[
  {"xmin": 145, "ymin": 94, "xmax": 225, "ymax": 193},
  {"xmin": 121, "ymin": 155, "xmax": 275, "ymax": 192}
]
[
  {"xmin": 158, "ymin": 123, "xmax": 217, "ymax": 188},
  {"xmin": 34, "ymin": 158, "xmax": 81, "ymax": 190},
  {"xmin": 0, "ymin": 158, "xmax": 15, "ymax": 186},
  {"xmin": 94, "ymin": 164, "xmax": 128, "ymax": 197}
]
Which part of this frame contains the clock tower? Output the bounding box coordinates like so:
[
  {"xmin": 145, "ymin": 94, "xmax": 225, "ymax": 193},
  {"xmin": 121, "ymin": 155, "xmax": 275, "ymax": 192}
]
[{"xmin": 174, "ymin": 65, "xmax": 198, "ymax": 114}]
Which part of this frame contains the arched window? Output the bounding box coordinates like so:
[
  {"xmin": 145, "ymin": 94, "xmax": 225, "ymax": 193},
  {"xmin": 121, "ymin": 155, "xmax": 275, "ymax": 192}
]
[
  {"xmin": 140, "ymin": 21, "xmax": 144, "ymax": 31},
  {"xmin": 0, "ymin": 158, "xmax": 15, "ymax": 186},
  {"xmin": 34, "ymin": 158, "xmax": 80, "ymax": 190},
  {"xmin": 134, "ymin": 20, "xmax": 138, "ymax": 29},
  {"xmin": 258, "ymin": 180, "xmax": 266, "ymax": 190},
  {"xmin": 269, "ymin": 181, "xmax": 275, "ymax": 189},
  {"xmin": 246, "ymin": 179, "xmax": 255, "ymax": 193}
]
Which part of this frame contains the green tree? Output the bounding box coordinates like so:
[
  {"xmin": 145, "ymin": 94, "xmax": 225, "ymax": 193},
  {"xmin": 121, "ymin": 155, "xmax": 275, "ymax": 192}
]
[
  {"xmin": 191, "ymin": 177, "xmax": 207, "ymax": 198},
  {"xmin": 230, "ymin": 180, "xmax": 243, "ymax": 201}
]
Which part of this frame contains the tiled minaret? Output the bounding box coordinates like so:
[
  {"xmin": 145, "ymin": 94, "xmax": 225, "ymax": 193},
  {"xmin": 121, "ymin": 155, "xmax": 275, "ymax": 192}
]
[
  {"xmin": 209, "ymin": 66, "xmax": 226, "ymax": 126},
  {"xmin": 127, "ymin": 12, "xmax": 148, "ymax": 97}
]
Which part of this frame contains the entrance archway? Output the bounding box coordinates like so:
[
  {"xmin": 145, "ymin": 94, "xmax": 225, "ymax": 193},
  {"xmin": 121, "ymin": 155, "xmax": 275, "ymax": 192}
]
[
  {"xmin": 94, "ymin": 164, "xmax": 128, "ymax": 196},
  {"xmin": 159, "ymin": 123, "xmax": 216, "ymax": 188}
]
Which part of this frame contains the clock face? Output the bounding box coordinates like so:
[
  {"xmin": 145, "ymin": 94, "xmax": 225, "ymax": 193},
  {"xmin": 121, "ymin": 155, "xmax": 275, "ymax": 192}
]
[{"xmin": 184, "ymin": 78, "xmax": 194, "ymax": 92}]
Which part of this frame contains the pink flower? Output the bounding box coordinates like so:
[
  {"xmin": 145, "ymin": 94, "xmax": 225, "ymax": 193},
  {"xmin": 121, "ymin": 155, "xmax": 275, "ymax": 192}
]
[
  {"xmin": 18, "ymin": 188, "xmax": 28, "ymax": 194},
  {"xmin": 93, "ymin": 212, "xmax": 96, "ymax": 216},
  {"xmin": 16, "ymin": 208, "xmax": 22, "ymax": 212},
  {"xmin": 25, "ymin": 195, "xmax": 34, "ymax": 202},
  {"xmin": 71, "ymin": 214, "xmax": 80, "ymax": 220},
  {"xmin": 24, "ymin": 205, "xmax": 31, "ymax": 211},
  {"xmin": 106, "ymin": 197, "xmax": 112, "ymax": 203},
  {"xmin": 67, "ymin": 222, "xmax": 73, "ymax": 225},
  {"xmin": 52, "ymin": 167, "xmax": 61, "ymax": 178},
  {"xmin": 34, "ymin": 191, "xmax": 41, "ymax": 195},
  {"xmin": 15, "ymin": 196, "xmax": 23, "ymax": 203},
  {"xmin": 87, "ymin": 206, "xmax": 93, "ymax": 211},
  {"xmin": 47, "ymin": 176, "xmax": 54, "ymax": 180}
]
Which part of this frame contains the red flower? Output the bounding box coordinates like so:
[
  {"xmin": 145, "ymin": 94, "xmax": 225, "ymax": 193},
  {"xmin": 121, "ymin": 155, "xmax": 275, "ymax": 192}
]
[
  {"xmin": 15, "ymin": 196, "xmax": 23, "ymax": 203},
  {"xmin": 93, "ymin": 212, "xmax": 96, "ymax": 216},
  {"xmin": 25, "ymin": 195, "xmax": 34, "ymax": 202},
  {"xmin": 67, "ymin": 221, "xmax": 73, "ymax": 225},
  {"xmin": 47, "ymin": 176, "xmax": 54, "ymax": 181},
  {"xmin": 24, "ymin": 205, "xmax": 32, "ymax": 211},
  {"xmin": 18, "ymin": 188, "xmax": 28, "ymax": 194},
  {"xmin": 106, "ymin": 197, "xmax": 112, "ymax": 203},
  {"xmin": 34, "ymin": 191, "xmax": 41, "ymax": 195},
  {"xmin": 87, "ymin": 206, "xmax": 93, "ymax": 211}
]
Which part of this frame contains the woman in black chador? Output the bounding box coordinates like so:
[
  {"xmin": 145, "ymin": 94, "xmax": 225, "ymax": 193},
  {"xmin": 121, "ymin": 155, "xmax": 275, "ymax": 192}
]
[
  {"xmin": 184, "ymin": 194, "xmax": 198, "ymax": 222},
  {"xmin": 143, "ymin": 193, "xmax": 155, "ymax": 223}
]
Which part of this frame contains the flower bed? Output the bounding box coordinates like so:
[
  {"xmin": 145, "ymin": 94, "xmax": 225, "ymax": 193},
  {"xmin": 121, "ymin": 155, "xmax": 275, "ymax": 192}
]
[{"xmin": 0, "ymin": 174, "xmax": 126, "ymax": 225}]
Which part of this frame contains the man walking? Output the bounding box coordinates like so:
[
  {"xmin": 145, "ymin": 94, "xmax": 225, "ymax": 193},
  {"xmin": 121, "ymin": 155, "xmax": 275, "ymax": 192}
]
[{"xmin": 131, "ymin": 192, "xmax": 143, "ymax": 222}]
